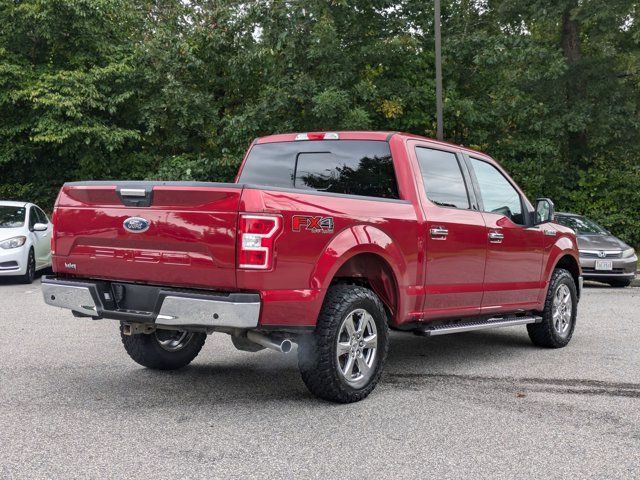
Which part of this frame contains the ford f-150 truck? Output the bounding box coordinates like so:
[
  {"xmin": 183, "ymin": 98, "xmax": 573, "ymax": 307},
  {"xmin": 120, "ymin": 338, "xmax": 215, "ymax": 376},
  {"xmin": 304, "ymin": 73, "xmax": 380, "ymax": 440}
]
[{"xmin": 42, "ymin": 131, "xmax": 582, "ymax": 403}]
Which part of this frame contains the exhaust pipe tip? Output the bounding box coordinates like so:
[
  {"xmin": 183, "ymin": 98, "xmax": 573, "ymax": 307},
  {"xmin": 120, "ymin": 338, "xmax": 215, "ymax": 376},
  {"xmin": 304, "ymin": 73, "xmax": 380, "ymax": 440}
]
[
  {"xmin": 280, "ymin": 339, "xmax": 293, "ymax": 354},
  {"xmin": 246, "ymin": 331, "xmax": 294, "ymax": 354}
]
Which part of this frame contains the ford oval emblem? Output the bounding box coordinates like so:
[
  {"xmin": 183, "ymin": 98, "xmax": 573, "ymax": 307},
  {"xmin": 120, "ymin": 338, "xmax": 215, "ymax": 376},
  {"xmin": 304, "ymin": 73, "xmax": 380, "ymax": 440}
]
[{"xmin": 123, "ymin": 217, "xmax": 150, "ymax": 233}]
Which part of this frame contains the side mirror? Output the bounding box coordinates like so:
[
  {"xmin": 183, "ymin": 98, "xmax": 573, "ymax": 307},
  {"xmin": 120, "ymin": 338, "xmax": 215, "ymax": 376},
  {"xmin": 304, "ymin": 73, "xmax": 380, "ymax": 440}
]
[
  {"xmin": 33, "ymin": 222, "xmax": 48, "ymax": 232},
  {"xmin": 534, "ymin": 198, "xmax": 555, "ymax": 225}
]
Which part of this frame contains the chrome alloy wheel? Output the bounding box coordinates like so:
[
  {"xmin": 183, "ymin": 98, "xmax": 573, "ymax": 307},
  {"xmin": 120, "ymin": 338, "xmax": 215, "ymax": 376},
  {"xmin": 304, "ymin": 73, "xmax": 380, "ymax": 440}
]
[
  {"xmin": 336, "ymin": 309, "xmax": 378, "ymax": 387},
  {"xmin": 155, "ymin": 330, "xmax": 194, "ymax": 352},
  {"xmin": 552, "ymin": 284, "xmax": 573, "ymax": 337}
]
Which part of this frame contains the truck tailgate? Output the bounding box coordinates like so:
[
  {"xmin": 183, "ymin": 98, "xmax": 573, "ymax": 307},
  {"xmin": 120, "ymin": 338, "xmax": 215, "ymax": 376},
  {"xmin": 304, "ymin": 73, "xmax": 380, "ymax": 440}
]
[{"xmin": 53, "ymin": 182, "xmax": 242, "ymax": 290}]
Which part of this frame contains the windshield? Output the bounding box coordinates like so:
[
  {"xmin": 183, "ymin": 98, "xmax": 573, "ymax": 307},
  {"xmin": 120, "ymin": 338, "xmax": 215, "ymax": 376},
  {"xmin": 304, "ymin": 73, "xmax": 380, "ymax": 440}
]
[
  {"xmin": 555, "ymin": 215, "xmax": 608, "ymax": 235},
  {"xmin": 0, "ymin": 206, "xmax": 26, "ymax": 228}
]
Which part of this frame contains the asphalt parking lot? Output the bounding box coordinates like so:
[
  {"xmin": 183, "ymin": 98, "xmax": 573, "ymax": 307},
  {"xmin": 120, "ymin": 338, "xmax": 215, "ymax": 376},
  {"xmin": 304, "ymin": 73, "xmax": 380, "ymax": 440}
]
[{"xmin": 0, "ymin": 279, "xmax": 638, "ymax": 479}]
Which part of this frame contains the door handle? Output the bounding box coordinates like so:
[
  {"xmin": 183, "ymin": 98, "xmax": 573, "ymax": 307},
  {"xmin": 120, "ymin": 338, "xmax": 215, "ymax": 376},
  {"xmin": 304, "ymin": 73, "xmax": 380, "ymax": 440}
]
[
  {"xmin": 488, "ymin": 231, "xmax": 504, "ymax": 243},
  {"xmin": 430, "ymin": 226, "xmax": 449, "ymax": 239}
]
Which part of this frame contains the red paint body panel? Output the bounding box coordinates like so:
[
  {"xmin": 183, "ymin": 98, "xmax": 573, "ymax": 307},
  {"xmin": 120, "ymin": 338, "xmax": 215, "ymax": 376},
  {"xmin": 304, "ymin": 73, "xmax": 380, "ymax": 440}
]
[
  {"xmin": 480, "ymin": 213, "xmax": 544, "ymax": 313},
  {"xmin": 51, "ymin": 132, "xmax": 580, "ymax": 329},
  {"xmin": 54, "ymin": 185, "xmax": 241, "ymax": 290}
]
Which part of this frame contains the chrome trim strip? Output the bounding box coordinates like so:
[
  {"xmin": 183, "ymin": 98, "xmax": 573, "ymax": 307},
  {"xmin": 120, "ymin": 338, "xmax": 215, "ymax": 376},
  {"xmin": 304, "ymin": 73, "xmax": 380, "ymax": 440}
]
[
  {"xmin": 157, "ymin": 296, "xmax": 260, "ymax": 328},
  {"xmin": 580, "ymin": 250, "xmax": 621, "ymax": 255},
  {"xmin": 582, "ymin": 272, "xmax": 635, "ymax": 278},
  {"xmin": 42, "ymin": 283, "xmax": 98, "ymax": 316}
]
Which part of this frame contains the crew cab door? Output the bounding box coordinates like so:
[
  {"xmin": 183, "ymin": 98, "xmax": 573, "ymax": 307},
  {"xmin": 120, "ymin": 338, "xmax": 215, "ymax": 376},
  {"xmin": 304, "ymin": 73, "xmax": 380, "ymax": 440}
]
[
  {"xmin": 465, "ymin": 156, "xmax": 544, "ymax": 314},
  {"xmin": 409, "ymin": 143, "xmax": 487, "ymax": 320}
]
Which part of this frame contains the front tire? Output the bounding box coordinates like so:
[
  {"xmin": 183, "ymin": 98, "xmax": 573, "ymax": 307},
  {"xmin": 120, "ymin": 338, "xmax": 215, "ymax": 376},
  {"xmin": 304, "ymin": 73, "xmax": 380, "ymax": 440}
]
[
  {"xmin": 298, "ymin": 285, "xmax": 389, "ymax": 403},
  {"xmin": 19, "ymin": 249, "xmax": 35, "ymax": 284},
  {"xmin": 120, "ymin": 324, "xmax": 206, "ymax": 370},
  {"xmin": 527, "ymin": 268, "xmax": 577, "ymax": 348}
]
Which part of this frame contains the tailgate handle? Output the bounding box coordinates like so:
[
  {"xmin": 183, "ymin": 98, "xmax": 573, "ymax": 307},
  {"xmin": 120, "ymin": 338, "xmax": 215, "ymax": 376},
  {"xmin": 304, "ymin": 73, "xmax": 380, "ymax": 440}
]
[
  {"xmin": 116, "ymin": 186, "xmax": 154, "ymax": 207},
  {"xmin": 120, "ymin": 188, "xmax": 147, "ymax": 197}
]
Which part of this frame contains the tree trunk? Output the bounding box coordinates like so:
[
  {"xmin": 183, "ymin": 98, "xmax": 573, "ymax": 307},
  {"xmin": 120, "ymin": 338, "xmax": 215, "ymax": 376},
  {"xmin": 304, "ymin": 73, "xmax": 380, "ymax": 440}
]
[{"xmin": 561, "ymin": 4, "xmax": 588, "ymax": 166}]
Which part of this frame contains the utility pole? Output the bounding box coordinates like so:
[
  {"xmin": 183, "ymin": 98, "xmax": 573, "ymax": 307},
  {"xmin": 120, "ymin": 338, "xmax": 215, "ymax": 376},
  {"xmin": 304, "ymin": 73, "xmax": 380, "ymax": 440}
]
[{"xmin": 435, "ymin": 0, "xmax": 443, "ymax": 141}]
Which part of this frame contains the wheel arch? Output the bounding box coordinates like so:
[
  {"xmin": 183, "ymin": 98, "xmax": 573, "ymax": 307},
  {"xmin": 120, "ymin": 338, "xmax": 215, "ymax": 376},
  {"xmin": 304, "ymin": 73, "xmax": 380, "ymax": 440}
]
[
  {"xmin": 310, "ymin": 225, "xmax": 406, "ymax": 325},
  {"xmin": 548, "ymin": 252, "xmax": 581, "ymax": 300},
  {"xmin": 555, "ymin": 254, "xmax": 580, "ymax": 286}
]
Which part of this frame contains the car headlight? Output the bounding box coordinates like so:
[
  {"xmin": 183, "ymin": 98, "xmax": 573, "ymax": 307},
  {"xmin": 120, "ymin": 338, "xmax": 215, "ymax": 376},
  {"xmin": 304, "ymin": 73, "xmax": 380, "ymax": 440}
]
[
  {"xmin": 622, "ymin": 248, "xmax": 636, "ymax": 258},
  {"xmin": 0, "ymin": 236, "xmax": 27, "ymax": 249}
]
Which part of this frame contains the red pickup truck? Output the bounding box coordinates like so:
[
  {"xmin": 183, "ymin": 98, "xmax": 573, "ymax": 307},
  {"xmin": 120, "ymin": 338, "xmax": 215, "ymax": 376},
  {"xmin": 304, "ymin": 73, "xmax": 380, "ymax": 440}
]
[{"xmin": 42, "ymin": 131, "xmax": 582, "ymax": 403}]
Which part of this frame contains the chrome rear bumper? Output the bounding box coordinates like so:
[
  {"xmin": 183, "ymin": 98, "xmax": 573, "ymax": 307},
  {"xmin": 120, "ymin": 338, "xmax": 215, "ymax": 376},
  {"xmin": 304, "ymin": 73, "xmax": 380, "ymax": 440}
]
[{"xmin": 41, "ymin": 276, "xmax": 260, "ymax": 329}]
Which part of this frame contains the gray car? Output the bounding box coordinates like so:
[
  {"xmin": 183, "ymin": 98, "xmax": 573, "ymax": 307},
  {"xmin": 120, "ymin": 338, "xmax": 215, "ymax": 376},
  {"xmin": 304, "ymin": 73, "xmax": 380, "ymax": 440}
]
[{"xmin": 555, "ymin": 213, "xmax": 637, "ymax": 287}]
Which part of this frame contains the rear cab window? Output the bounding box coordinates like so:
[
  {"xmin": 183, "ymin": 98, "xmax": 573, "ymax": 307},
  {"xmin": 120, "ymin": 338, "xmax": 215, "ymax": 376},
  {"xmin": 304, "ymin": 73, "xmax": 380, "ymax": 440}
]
[{"xmin": 238, "ymin": 140, "xmax": 399, "ymax": 199}]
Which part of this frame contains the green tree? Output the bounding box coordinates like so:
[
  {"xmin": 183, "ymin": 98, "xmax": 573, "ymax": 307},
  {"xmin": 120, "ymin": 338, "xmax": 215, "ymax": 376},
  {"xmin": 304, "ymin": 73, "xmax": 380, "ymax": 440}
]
[{"xmin": 0, "ymin": 0, "xmax": 638, "ymax": 248}]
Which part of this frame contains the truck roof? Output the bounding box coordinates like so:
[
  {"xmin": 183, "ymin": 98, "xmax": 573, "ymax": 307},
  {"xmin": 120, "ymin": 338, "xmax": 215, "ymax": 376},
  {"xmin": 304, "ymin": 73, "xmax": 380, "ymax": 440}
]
[{"xmin": 254, "ymin": 131, "xmax": 489, "ymax": 157}]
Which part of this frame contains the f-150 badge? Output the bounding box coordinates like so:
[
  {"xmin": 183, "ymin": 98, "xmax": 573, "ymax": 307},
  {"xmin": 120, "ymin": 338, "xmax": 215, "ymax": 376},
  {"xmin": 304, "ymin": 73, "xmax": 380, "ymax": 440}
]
[{"xmin": 292, "ymin": 215, "xmax": 334, "ymax": 234}]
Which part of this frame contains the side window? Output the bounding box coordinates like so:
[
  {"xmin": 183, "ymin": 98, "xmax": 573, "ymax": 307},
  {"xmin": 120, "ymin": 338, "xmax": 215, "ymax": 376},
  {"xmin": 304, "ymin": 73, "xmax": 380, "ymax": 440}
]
[
  {"xmin": 415, "ymin": 147, "xmax": 470, "ymax": 209},
  {"xmin": 470, "ymin": 158, "xmax": 524, "ymax": 224},
  {"xmin": 28, "ymin": 207, "xmax": 38, "ymax": 229},
  {"xmin": 36, "ymin": 207, "xmax": 48, "ymax": 224}
]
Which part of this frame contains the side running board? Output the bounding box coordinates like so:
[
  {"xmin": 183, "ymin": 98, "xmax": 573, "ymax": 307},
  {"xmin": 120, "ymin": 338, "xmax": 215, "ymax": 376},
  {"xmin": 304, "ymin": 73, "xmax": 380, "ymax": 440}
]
[{"xmin": 415, "ymin": 315, "xmax": 542, "ymax": 337}]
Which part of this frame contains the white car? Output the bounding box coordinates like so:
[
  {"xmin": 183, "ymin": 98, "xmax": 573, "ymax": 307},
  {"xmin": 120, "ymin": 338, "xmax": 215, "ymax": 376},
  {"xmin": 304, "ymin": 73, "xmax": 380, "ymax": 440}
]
[{"xmin": 0, "ymin": 201, "xmax": 52, "ymax": 283}]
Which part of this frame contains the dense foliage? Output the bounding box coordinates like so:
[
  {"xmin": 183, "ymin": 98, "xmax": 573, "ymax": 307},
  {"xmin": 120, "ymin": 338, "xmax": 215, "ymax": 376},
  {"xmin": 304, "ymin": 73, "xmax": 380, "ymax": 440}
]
[{"xmin": 1, "ymin": 0, "xmax": 639, "ymax": 247}]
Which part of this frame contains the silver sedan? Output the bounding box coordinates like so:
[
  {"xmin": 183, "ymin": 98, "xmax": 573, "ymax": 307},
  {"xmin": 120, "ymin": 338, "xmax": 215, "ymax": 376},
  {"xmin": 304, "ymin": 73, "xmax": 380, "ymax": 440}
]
[{"xmin": 555, "ymin": 212, "xmax": 637, "ymax": 287}]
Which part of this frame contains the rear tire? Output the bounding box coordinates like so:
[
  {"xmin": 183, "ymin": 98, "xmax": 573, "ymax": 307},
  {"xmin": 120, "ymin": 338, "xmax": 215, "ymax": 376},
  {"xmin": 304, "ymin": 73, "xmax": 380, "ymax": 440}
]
[
  {"xmin": 527, "ymin": 268, "xmax": 577, "ymax": 348},
  {"xmin": 606, "ymin": 279, "xmax": 632, "ymax": 288},
  {"xmin": 120, "ymin": 324, "xmax": 206, "ymax": 370},
  {"xmin": 19, "ymin": 249, "xmax": 35, "ymax": 284},
  {"xmin": 298, "ymin": 284, "xmax": 389, "ymax": 403}
]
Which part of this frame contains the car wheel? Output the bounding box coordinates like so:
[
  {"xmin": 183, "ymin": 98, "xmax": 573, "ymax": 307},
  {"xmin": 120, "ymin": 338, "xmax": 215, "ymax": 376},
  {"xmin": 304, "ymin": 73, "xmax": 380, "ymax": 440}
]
[
  {"xmin": 527, "ymin": 268, "xmax": 578, "ymax": 348},
  {"xmin": 120, "ymin": 324, "xmax": 207, "ymax": 370},
  {"xmin": 19, "ymin": 249, "xmax": 35, "ymax": 284},
  {"xmin": 607, "ymin": 279, "xmax": 632, "ymax": 288},
  {"xmin": 298, "ymin": 284, "xmax": 389, "ymax": 403}
]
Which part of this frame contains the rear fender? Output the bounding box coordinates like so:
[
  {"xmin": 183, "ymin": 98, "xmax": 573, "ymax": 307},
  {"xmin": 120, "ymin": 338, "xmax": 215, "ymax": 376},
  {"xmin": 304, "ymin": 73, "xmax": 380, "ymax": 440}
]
[{"xmin": 310, "ymin": 225, "xmax": 408, "ymax": 323}]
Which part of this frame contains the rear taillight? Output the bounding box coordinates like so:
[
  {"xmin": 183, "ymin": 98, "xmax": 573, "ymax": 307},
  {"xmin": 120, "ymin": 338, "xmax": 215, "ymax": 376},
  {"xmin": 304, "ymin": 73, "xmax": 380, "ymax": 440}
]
[
  {"xmin": 237, "ymin": 214, "xmax": 282, "ymax": 270},
  {"xmin": 50, "ymin": 209, "xmax": 58, "ymax": 256}
]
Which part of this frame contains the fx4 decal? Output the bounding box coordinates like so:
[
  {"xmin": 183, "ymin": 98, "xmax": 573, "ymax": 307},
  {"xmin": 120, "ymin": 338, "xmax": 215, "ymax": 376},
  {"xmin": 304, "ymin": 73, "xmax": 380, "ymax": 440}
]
[{"xmin": 292, "ymin": 215, "xmax": 334, "ymax": 234}]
